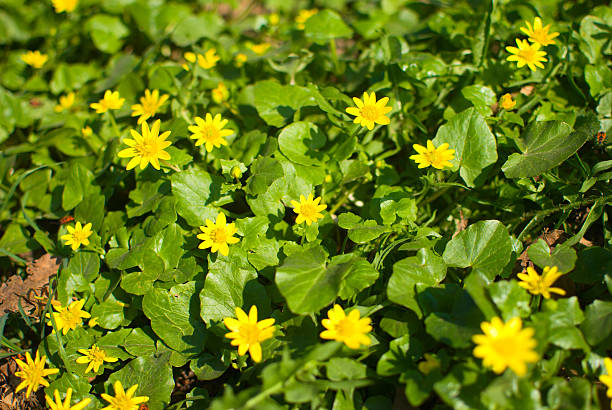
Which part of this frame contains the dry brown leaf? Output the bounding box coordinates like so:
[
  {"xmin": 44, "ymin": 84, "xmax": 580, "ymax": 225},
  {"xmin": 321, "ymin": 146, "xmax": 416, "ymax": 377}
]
[
  {"xmin": 520, "ymin": 85, "xmax": 535, "ymax": 96},
  {"xmin": 452, "ymin": 210, "xmax": 468, "ymax": 238}
]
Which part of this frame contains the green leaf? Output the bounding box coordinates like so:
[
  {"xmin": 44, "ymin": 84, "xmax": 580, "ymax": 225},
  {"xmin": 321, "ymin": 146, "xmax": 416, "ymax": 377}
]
[
  {"xmin": 570, "ymin": 247, "xmax": 612, "ymax": 284},
  {"xmin": 0, "ymin": 223, "xmax": 30, "ymax": 254},
  {"xmin": 90, "ymin": 294, "xmax": 127, "ymax": 330},
  {"xmin": 461, "ymin": 85, "xmax": 496, "ymax": 116},
  {"xmin": 142, "ymin": 281, "xmax": 206, "ymax": 354},
  {"xmin": 424, "ymin": 314, "xmax": 477, "ymax": 349},
  {"xmin": 50, "ymin": 63, "xmax": 99, "ymax": 94},
  {"xmin": 67, "ymin": 252, "xmax": 100, "ymax": 282},
  {"xmin": 62, "ymin": 163, "xmax": 94, "ymax": 210},
  {"xmin": 86, "ymin": 14, "xmax": 129, "ymax": 53},
  {"xmin": 170, "ymin": 13, "xmax": 223, "ymax": 46},
  {"xmin": 253, "ymin": 80, "xmax": 316, "ymax": 127},
  {"xmin": 433, "ymin": 107, "xmax": 497, "ymax": 187},
  {"xmin": 276, "ymin": 245, "xmax": 349, "ymax": 315},
  {"xmin": 581, "ymin": 300, "xmax": 612, "ymax": 346},
  {"xmin": 304, "ymin": 9, "xmax": 353, "ymax": 44},
  {"xmin": 337, "ymin": 255, "xmax": 379, "ymax": 300},
  {"xmin": 152, "ymin": 223, "xmax": 184, "ymax": 270},
  {"xmin": 171, "ymin": 167, "xmax": 222, "ymax": 227},
  {"xmin": 347, "ymin": 220, "xmax": 390, "ymax": 244},
  {"xmin": 245, "ymin": 157, "xmax": 284, "ymax": 195},
  {"xmin": 326, "ymin": 358, "xmax": 367, "ymax": 381},
  {"xmin": 502, "ymin": 113, "xmax": 599, "ymax": 178},
  {"xmin": 278, "ymin": 121, "xmax": 327, "ymax": 166},
  {"xmin": 199, "ymin": 249, "xmax": 258, "ymax": 322},
  {"xmin": 123, "ymin": 327, "xmax": 157, "ymax": 357},
  {"xmin": 527, "ymin": 239, "xmax": 577, "ymax": 273},
  {"xmin": 96, "ymin": 328, "xmax": 133, "ymax": 360},
  {"xmin": 442, "ymin": 220, "xmax": 513, "ymax": 280},
  {"xmin": 388, "ymin": 249, "xmax": 446, "ymax": 318},
  {"xmin": 489, "ymin": 280, "xmax": 530, "ymax": 321},
  {"xmin": 585, "ymin": 64, "xmax": 612, "ymax": 97}
]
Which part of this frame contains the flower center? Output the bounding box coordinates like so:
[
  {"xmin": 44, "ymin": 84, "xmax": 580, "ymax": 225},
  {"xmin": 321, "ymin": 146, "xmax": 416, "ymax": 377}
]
[
  {"xmin": 239, "ymin": 322, "xmax": 261, "ymax": 345},
  {"xmin": 299, "ymin": 203, "xmax": 317, "ymax": 219},
  {"xmin": 71, "ymin": 230, "xmax": 87, "ymax": 243},
  {"xmin": 135, "ymin": 140, "xmax": 157, "ymax": 158},
  {"xmin": 490, "ymin": 336, "xmax": 515, "ymax": 358},
  {"xmin": 519, "ymin": 48, "xmax": 536, "ymax": 62},
  {"xmin": 58, "ymin": 308, "xmax": 81, "ymax": 328},
  {"xmin": 360, "ymin": 105, "xmax": 379, "ymax": 121},
  {"xmin": 111, "ymin": 393, "xmax": 137, "ymax": 410},
  {"xmin": 200, "ymin": 126, "xmax": 220, "ymax": 142},
  {"xmin": 212, "ymin": 228, "xmax": 227, "ymax": 243},
  {"xmin": 141, "ymin": 99, "xmax": 159, "ymax": 115},
  {"xmin": 23, "ymin": 364, "xmax": 44, "ymax": 385},
  {"xmin": 335, "ymin": 317, "xmax": 359, "ymax": 339}
]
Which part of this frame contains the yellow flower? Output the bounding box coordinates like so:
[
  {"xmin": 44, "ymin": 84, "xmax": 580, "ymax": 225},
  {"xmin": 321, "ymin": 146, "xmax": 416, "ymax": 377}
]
[
  {"xmin": 235, "ymin": 53, "xmax": 247, "ymax": 67},
  {"xmin": 14, "ymin": 351, "xmax": 60, "ymax": 398},
  {"xmin": 21, "ymin": 51, "xmax": 48, "ymax": 68},
  {"xmin": 248, "ymin": 42, "xmax": 271, "ymax": 55},
  {"xmin": 45, "ymin": 388, "xmax": 91, "ymax": 410},
  {"xmin": 212, "ymin": 83, "xmax": 229, "ymax": 104},
  {"xmin": 101, "ymin": 381, "xmax": 149, "ymax": 410},
  {"xmin": 506, "ymin": 38, "xmax": 547, "ymax": 71},
  {"xmin": 517, "ymin": 266, "xmax": 565, "ymax": 299},
  {"xmin": 197, "ymin": 49, "xmax": 220, "ymax": 69},
  {"xmin": 520, "ymin": 17, "xmax": 559, "ymax": 46},
  {"xmin": 182, "ymin": 51, "xmax": 196, "ymax": 71},
  {"xmin": 76, "ymin": 345, "xmax": 118, "ymax": 373},
  {"xmin": 224, "ymin": 306, "xmax": 275, "ymax": 363},
  {"xmin": 130, "ymin": 89, "xmax": 169, "ymax": 125},
  {"xmin": 90, "ymin": 90, "xmax": 125, "ymax": 114},
  {"xmin": 418, "ymin": 353, "xmax": 440, "ymax": 375},
  {"xmin": 54, "ymin": 92, "xmax": 76, "ymax": 112},
  {"xmin": 230, "ymin": 166, "xmax": 242, "ymax": 179},
  {"xmin": 472, "ymin": 316, "xmax": 538, "ymax": 377},
  {"xmin": 599, "ymin": 358, "xmax": 612, "ymax": 399},
  {"xmin": 295, "ymin": 8, "xmax": 318, "ymax": 30},
  {"xmin": 409, "ymin": 140, "xmax": 455, "ymax": 169},
  {"xmin": 188, "ymin": 113, "xmax": 234, "ymax": 152},
  {"xmin": 345, "ymin": 92, "xmax": 392, "ymax": 130},
  {"xmin": 320, "ymin": 304, "xmax": 372, "ymax": 349},
  {"xmin": 60, "ymin": 221, "xmax": 93, "ymax": 250},
  {"xmin": 499, "ymin": 93, "xmax": 516, "ymax": 110},
  {"xmin": 290, "ymin": 193, "xmax": 327, "ymax": 226},
  {"xmin": 52, "ymin": 0, "xmax": 78, "ymax": 13},
  {"xmin": 46, "ymin": 299, "xmax": 91, "ymax": 335},
  {"xmin": 268, "ymin": 13, "xmax": 279, "ymax": 25},
  {"xmin": 81, "ymin": 126, "xmax": 93, "ymax": 137},
  {"xmin": 117, "ymin": 119, "xmax": 172, "ymax": 170},
  {"xmin": 197, "ymin": 213, "xmax": 240, "ymax": 256}
]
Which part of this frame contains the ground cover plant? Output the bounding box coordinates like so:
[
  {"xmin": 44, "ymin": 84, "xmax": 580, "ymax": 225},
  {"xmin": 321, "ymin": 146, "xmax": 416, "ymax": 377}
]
[{"xmin": 0, "ymin": 0, "xmax": 611, "ymax": 408}]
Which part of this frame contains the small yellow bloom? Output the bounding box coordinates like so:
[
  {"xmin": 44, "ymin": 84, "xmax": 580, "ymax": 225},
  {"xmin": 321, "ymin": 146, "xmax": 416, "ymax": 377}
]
[
  {"xmin": 117, "ymin": 119, "xmax": 172, "ymax": 171},
  {"xmin": 81, "ymin": 126, "xmax": 93, "ymax": 137},
  {"xmin": 188, "ymin": 113, "xmax": 234, "ymax": 152},
  {"xmin": 90, "ymin": 90, "xmax": 125, "ymax": 114},
  {"xmin": 235, "ymin": 53, "xmax": 247, "ymax": 67},
  {"xmin": 506, "ymin": 38, "xmax": 547, "ymax": 71},
  {"xmin": 88, "ymin": 317, "xmax": 99, "ymax": 327},
  {"xmin": 410, "ymin": 140, "xmax": 455, "ymax": 170},
  {"xmin": 46, "ymin": 299, "xmax": 91, "ymax": 335},
  {"xmin": 472, "ymin": 317, "xmax": 538, "ymax": 377},
  {"xmin": 268, "ymin": 13, "xmax": 279, "ymax": 25},
  {"xmin": 224, "ymin": 306, "xmax": 275, "ymax": 363},
  {"xmin": 60, "ymin": 221, "xmax": 93, "ymax": 250},
  {"xmin": 599, "ymin": 358, "xmax": 612, "ymax": 399},
  {"xmin": 418, "ymin": 353, "xmax": 440, "ymax": 375},
  {"xmin": 197, "ymin": 49, "xmax": 220, "ymax": 69},
  {"xmin": 290, "ymin": 193, "xmax": 326, "ymax": 226},
  {"xmin": 182, "ymin": 51, "xmax": 196, "ymax": 71},
  {"xmin": 52, "ymin": 0, "xmax": 78, "ymax": 13},
  {"xmin": 230, "ymin": 166, "xmax": 242, "ymax": 179},
  {"xmin": 520, "ymin": 17, "xmax": 559, "ymax": 47},
  {"xmin": 517, "ymin": 266, "xmax": 566, "ymax": 299},
  {"xmin": 131, "ymin": 89, "xmax": 169, "ymax": 125},
  {"xmin": 45, "ymin": 388, "xmax": 91, "ymax": 410},
  {"xmin": 197, "ymin": 213, "xmax": 240, "ymax": 256},
  {"xmin": 212, "ymin": 82, "xmax": 229, "ymax": 104},
  {"xmin": 320, "ymin": 304, "xmax": 372, "ymax": 349},
  {"xmin": 14, "ymin": 351, "xmax": 60, "ymax": 398},
  {"xmin": 54, "ymin": 92, "xmax": 76, "ymax": 112},
  {"xmin": 499, "ymin": 93, "xmax": 516, "ymax": 110},
  {"xmin": 345, "ymin": 92, "xmax": 392, "ymax": 130},
  {"xmin": 21, "ymin": 51, "xmax": 48, "ymax": 68},
  {"xmin": 295, "ymin": 8, "xmax": 318, "ymax": 30},
  {"xmin": 101, "ymin": 381, "xmax": 149, "ymax": 410},
  {"xmin": 248, "ymin": 42, "xmax": 271, "ymax": 55},
  {"xmin": 76, "ymin": 345, "xmax": 118, "ymax": 374}
]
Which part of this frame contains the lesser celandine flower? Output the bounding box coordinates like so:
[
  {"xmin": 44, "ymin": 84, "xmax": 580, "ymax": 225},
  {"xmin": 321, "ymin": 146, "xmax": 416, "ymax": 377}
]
[
  {"xmin": 410, "ymin": 140, "xmax": 455, "ymax": 169},
  {"xmin": 212, "ymin": 83, "xmax": 229, "ymax": 104},
  {"xmin": 90, "ymin": 90, "xmax": 125, "ymax": 113},
  {"xmin": 418, "ymin": 353, "xmax": 441, "ymax": 375},
  {"xmin": 599, "ymin": 358, "xmax": 612, "ymax": 399},
  {"xmin": 198, "ymin": 49, "xmax": 220, "ymax": 69},
  {"xmin": 52, "ymin": 0, "xmax": 78, "ymax": 13},
  {"xmin": 188, "ymin": 113, "xmax": 234, "ymax": 152},
  {"xmin": 101, "ymin": 381, "xmax": 149, "ymax": 410},
  {"xmin": 45, "ymin": 388, "xmax": 91, "ymax": 410},
  {"xmin": 76, "ymin": 345, "xmax": 118, "ymax": 373},
  {"xmin": 118, "ymin": 119, "xmax": 172, "ymax": 170},
  {"xmin": 520, "ymin": 17, "xmax": 559, "ymax": 46},
  {"xmin": 506, "ymin": 38, "xmax": 547, "ymax": 71},
  {"xmin": 15, "ymin": 351, "xmax": 60, "ymax": 398},
  {"xmin": 131, "ymin": 89, "xmax": 169, "ymax": 124},
  {"xmin": 46, "ymin": 299, "xmax": 91, "ymax": 335},
  {"xmin": 295, "ymin": 8, "xmax": 318, "ymax": 29},
  {"xmin": 224, "ymin": 306, "xmax": 275, "ymax": 363},
  {"xmin": 54, "ymin": 92, "xmax": 75, "ymax": 112},
  {"xmin": 235, "ymin": 53, "xmax": 247, "ymax": 67},
  {"xmin": 320, "ymin": 304, "xmax": 372, "ymax": 349},
  {"xmin": 517, "ymin": 266, "xmax": 565, "ymax": 299},
  {"xmin": 499, "ymin": 93, "xmax": 516, "ymax": 110},
  {"xmin": 82, "ymin": 126, "xmax": 93, "ymax": 137},
  {"xmin": 345, "ymin": 92, "xmax": 392, "ymax": 130},
  {"xmin": 248, "ymin": 42, "xmax": 271, "ymax": 55},
  {"xmin": 61, "ymin": 221, "xmax": 93, "ymax": 250},
  {"xmin": 268, "ymin": 13, "xmax": 279, "ymax": 25},
  {"xmin": 21, "ymin": 51, "xmax": 48, "ymax": 68},
  {"xmin": 197, "ymin": 213, "xmax": 240, "ymax": 256},
  {"xmin": 472, "ymin": 316, "xmax": 538, "ymax": 377},
  {"xmin": 182, "ymin": 51, "xmax": 196, "ymax": 70},
  {"xmin": 291, "ymin": 193, "xmax": 327, "ymax": 226}
]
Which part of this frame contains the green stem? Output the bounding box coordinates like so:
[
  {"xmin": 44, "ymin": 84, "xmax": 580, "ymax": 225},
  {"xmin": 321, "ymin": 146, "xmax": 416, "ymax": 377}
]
[
  {"xmin": 329, "ymin": 38, "xmax": 339, "ymax": 73},
  {"xmin": 108, "ymin": 111, "xmax": 121, "ymax": 138}
]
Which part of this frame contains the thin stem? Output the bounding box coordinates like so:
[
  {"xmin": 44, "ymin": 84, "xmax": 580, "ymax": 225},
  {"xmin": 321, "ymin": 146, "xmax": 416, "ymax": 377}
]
[{"xmin": 329, "ymin": 38, "xmax": 339, "ymax": 73}]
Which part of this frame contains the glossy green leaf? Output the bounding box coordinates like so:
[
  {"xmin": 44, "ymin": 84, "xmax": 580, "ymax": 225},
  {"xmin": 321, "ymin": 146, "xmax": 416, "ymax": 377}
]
[
  {"xmin": 253, "ymin": 80, "xmax": 316, "ymax": 127},
  {"xmin": 171, "ymin": 167, "xmax": 222, "ymax": 227},
  {"xmin": 304, "ymin": 9, "xmax": 353, "ymax": 44},
  {"xmin": 278, "ymin": 121, "xmax": 327, "ymax": 166}
]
